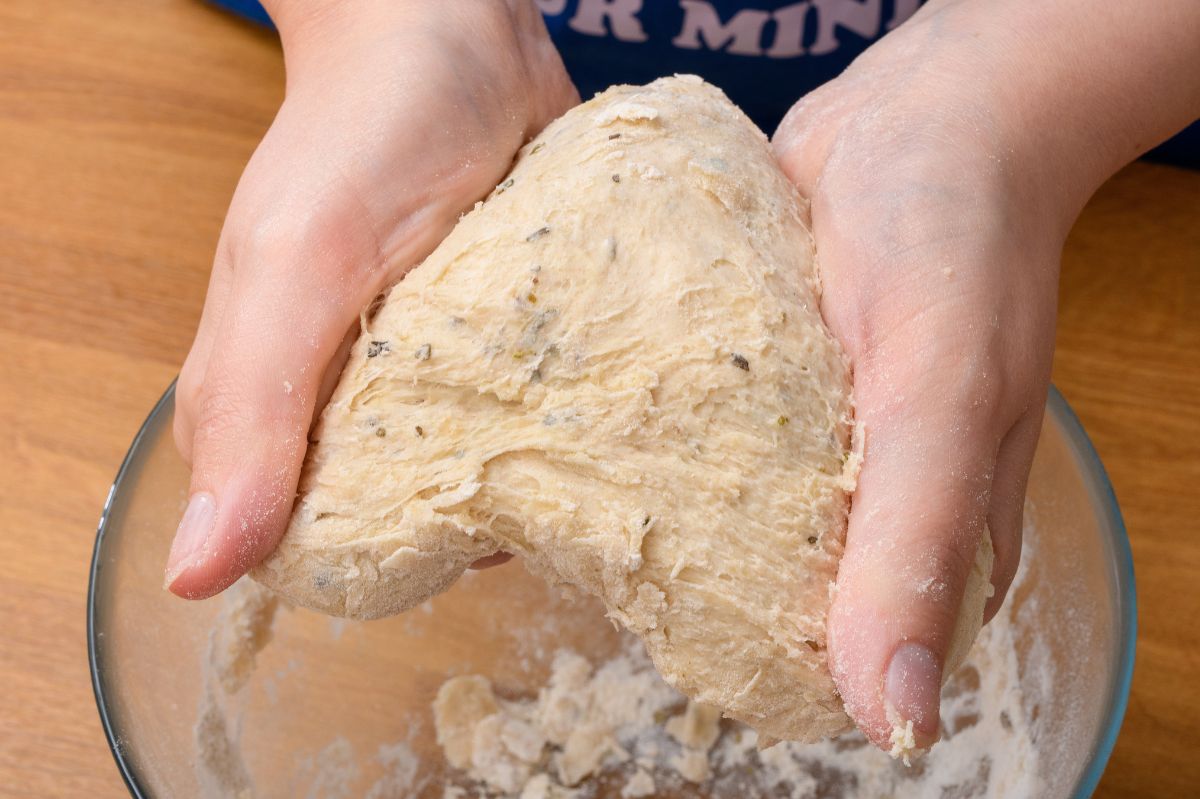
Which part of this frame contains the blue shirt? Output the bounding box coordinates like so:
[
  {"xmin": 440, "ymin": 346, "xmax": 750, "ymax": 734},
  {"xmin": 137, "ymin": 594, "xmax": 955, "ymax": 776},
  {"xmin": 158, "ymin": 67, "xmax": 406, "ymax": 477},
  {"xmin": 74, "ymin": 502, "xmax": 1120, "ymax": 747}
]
[
  {"xmin": 540, "ymin": 0, "xmax": 921, "ymax": 133},
  {"xmin": 209, "ymin": 0, "xmax": 1196, "ymax": 166}
]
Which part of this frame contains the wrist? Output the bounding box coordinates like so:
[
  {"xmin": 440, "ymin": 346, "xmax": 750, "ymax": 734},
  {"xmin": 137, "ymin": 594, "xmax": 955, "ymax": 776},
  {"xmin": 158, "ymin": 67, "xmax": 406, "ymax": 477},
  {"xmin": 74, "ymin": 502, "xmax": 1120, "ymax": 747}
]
[
  {"xmin": 262, "ymin": 0, "xmax": 510, "ymax": 43},
  {"xmin": 907, "ymin": 0, "xmax": 1200, "ymax": 231},
  {"xmin": 262, "ymin": 0, "xmax": 570, "ymax": 133}
]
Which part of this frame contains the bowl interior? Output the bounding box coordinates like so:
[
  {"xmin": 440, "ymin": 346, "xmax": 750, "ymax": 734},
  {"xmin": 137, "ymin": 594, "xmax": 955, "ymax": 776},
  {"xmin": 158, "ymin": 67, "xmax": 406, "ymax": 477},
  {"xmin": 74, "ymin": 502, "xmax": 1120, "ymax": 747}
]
[{"xmin": 89, "ymin": 386, "xmax": 1134, "ymax": 798}]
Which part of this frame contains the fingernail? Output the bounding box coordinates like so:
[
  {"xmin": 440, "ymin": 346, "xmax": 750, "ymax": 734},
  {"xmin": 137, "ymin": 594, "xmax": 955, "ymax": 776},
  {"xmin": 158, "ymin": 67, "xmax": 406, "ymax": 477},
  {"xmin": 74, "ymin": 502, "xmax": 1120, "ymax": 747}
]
[
  {"xmin": 885, "ymin": 642, "xmax": 942, "ymax": 740},
  {"xmin": 165, "ymin": 492, "xmax": 217, "ymax": 587}
]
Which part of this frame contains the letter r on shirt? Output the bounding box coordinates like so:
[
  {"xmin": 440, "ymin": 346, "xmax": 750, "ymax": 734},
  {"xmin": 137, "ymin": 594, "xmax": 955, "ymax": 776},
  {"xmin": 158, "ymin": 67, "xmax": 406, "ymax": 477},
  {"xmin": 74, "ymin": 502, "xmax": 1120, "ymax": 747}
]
[{"xmin": 569, "ymin": 0, "xmax": 650, "ymax": 42}]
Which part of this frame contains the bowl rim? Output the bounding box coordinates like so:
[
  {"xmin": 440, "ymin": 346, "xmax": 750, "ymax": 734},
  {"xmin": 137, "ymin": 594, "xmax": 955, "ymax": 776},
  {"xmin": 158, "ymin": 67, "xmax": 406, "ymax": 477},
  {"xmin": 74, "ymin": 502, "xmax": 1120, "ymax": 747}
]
[
  {"xmin": 86, "ymin": 383, "xmax": 1137, "ymax": 798},
  {"xmin": 1047, "ymin": 385, "xmax": 1138, "ymax": 797},
  {"xmin": 88, "ymin": 382, "xmax": 176, "ymax": 799}
]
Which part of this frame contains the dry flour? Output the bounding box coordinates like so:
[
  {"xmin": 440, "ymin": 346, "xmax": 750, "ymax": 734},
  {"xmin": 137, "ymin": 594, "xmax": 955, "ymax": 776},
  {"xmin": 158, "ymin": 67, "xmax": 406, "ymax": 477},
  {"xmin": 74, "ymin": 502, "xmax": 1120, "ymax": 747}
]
[
  {"xmin": 197, "ymin": 525, "xmax": 1047, "ymax": 798},
  {"xmin": 429, "ymin": 595, "xmax": 1041, "ymax": 798}
]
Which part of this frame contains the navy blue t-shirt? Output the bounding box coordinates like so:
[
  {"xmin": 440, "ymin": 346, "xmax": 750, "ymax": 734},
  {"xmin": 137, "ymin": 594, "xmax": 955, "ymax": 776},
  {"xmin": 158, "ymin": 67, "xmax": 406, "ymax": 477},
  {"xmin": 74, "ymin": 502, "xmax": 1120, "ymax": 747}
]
[
  {"xmin": 539, "ymin": 0, "xmax": 921, "ymax": 134},
  {"xmin": 210, "ymin": 0, "xmax": 1196, "ymax": 165}
]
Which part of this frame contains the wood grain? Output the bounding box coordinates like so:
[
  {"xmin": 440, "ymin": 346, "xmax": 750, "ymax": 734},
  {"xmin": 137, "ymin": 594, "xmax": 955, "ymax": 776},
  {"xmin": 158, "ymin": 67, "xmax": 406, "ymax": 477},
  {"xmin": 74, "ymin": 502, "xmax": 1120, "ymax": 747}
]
[
  {"xmin": 1055, "ymin": 163, "xmax": 1200, "ymax": 798},
  {"xmin": 0, "ymin": 1, "xmax": 1196, "ymax": 796},
  {"xmin": 0, "ymin": 2, "xmax": 281, "ymax": 797}
]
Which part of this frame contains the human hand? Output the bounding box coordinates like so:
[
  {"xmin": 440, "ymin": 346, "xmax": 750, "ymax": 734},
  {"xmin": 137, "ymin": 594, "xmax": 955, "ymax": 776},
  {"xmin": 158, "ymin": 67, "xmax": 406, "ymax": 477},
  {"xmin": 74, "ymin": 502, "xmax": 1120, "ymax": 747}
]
[
  {"xmin": 775, "ymin": 0, "xmax": 1200, "ymax": 755},
  {"xmin": 773, "ymin": 6, "xmax": 1070, "ymax": 755},
  {"xmin": 166, "ymin": 0, "xmax": 576, "ymax": 599}
]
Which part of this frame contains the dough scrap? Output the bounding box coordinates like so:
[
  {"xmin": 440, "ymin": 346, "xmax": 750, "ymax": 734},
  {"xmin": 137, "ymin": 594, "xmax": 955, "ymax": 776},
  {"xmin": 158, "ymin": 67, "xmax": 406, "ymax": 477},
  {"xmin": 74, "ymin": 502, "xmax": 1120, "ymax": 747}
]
[
  {"xmin": 252, "ymin": 75, "xmax": 989, "ymax": 743},
  {"xmin": 666, "ymin": 700, "xmax": 723, "ymax": 784},
  {"xmin": 433, "ymin": 675, "xmax": 500, "ymax": 771},
  {"xmin": 666, "ymin": 701, "xmax": 722, "ymax": 751}
]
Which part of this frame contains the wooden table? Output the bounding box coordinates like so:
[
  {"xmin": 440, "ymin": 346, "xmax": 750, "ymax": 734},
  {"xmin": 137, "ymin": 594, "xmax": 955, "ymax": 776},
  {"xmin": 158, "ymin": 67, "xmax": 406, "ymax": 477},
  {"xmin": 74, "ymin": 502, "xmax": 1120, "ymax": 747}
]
[{"xmin": 0, "ymin": 1, "xmax": 1196, "ymax": 796}]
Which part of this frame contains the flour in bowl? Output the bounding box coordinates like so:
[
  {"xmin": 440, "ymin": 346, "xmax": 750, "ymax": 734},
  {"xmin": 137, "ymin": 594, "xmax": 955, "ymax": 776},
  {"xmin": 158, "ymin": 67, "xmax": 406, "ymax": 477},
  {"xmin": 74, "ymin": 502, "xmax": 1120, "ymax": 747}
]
[
  {"xmin": 196, "ymin": 519, "xmax": 1048, "ymax": 798},
  {"xmin": 430, "ymin": 530, "xmax": 1045, "ymax": 798}
]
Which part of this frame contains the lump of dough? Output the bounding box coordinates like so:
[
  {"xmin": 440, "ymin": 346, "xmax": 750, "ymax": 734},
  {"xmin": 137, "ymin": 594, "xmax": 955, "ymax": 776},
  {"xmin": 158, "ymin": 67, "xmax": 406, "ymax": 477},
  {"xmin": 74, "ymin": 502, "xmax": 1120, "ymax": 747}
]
[
  {"xmin": 433, "ymin": 675, "xmax": 499, "ymax": 770},
  {"xmin": 252, "ymin": 75, "xmax": 989, "ymax": 743}
]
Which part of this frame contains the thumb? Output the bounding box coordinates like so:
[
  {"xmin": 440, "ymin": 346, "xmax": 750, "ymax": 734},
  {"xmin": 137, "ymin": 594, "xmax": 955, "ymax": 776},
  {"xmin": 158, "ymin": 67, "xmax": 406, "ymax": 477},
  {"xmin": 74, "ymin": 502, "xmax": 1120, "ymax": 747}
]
[
  {"xmin": 828, "ymin": 351, "xmax": 1002, "ymax": 756},
  {"xmin": 165, "ymin": 228, "xmax": 370, "ymax": 600}
]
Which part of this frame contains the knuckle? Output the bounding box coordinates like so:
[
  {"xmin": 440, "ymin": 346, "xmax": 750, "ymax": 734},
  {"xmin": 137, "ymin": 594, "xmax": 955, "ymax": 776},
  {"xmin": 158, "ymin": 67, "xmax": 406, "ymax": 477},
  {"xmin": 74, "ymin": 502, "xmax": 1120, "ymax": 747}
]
[
  {"xmin": 231, "ymin": 197, "xmax": 380, "ymax": 285},
  {"xmin": 989, "ymin": 539, "xmax": 1020, "ymax": 598},
  {"xmin": 191, "ymin": 375, "xmax": 260, "ymax": 455},
  {"xmin": 772, "ymin": 105, "xmax": 806, "ymax": 157},
  {"xmin": 918, "ymin": 533, "xmax": 976, "ymax": 587},
  {"xmin": 856, "ymin": 306, "xmax": 1019, "ymax": 439},
  {"xmin": 986, "ymin": 491, "xmax": 1027, "ymax": 592},
  {"xmin": 173, "ymin": 359, "xmax": 205, "ymax": 464},
  {"xmin": 189, "ymin": 363, "xmax": 311, "ymax": 470},
  {"xmin": 982, "ymin": 525, "xmax": 1021, "ymax": 622},
  {"xmin": 176, "ymin": 357, "xmax": 205, "ymax": 415},
  {"xmin": 172, "ymin": 412, "xmax": 194, "ymax": 466},
  {"xmin": 898, "ymin": 532, "xmax": 979, "ymax": 623}
]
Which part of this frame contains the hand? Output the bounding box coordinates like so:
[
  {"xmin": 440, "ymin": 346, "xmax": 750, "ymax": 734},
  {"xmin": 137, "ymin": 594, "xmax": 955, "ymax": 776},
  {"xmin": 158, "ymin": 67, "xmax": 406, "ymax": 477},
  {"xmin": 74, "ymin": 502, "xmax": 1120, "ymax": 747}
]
[
  {"xmin": 773, "ymin": 7, "xmax": 1067, "ymax": 754},
  {"xmin": 774, "ymin": 0, "xmax": 1200, "ymax": 755},
  {"xmin": 166, "ymin": 0, "xmax": 576, "ymax": 599}
]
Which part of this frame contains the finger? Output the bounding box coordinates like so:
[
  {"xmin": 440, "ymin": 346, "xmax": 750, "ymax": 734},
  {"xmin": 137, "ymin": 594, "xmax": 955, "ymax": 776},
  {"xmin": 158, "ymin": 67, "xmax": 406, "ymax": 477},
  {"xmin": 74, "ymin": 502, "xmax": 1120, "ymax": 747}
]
[
  {"xmin": 827, "ymin": 343, "xmax": 1005, "ymax": 755},
  {"xmin": 315, "ymin": 320, "xmax": 360, "ymax": 415},
  {"xmin": 165, "ymin": 220, "xmax": 383, "ymax": 600},
  {"xmin": 469, "ymin": 553, "xmax": 514, "ymax": 570},
  {"xmin": 982, "ymin": 403, "xmax": 1045, "ymax": 621},
  {"xmin": 174, "ymin": 237, "xmax": 236, "ymax": 467}
]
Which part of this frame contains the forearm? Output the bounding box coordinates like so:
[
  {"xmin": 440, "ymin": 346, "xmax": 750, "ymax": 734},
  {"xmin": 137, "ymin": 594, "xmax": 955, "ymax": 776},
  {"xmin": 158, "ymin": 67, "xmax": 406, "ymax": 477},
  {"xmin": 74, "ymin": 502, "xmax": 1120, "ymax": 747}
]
[
  {"xmin": 260, "ymin": 0, "xmax": 539, "ymax": 46},
  {"xmin": 912, "ymin": 0, "xmax": 1200, "ymax": 228},
  {"xmin": 258, "ymin": 0, "xmax": 564, "ymax": 121}
]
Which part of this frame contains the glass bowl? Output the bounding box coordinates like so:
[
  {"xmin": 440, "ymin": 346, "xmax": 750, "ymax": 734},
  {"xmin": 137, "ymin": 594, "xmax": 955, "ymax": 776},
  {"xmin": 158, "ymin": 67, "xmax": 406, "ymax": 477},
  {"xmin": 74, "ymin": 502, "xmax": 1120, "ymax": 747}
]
[{"xmin": 89, "ymin": 384, "xmax": 1135, "ymax": 798}]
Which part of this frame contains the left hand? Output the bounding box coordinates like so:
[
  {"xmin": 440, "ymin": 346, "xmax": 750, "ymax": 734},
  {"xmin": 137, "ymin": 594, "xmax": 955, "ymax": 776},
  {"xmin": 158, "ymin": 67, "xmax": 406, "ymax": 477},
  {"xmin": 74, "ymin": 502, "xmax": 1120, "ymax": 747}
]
[
  {"xmin": 166, "ymin": 0, "xmax": 575, "ymax": 599},
  {"xmin": 773, "ymin": 2, "xmax": 1075, "ymax": 754},
  {"xmin": 776, "ymin": 0, "xmax": 1200, "ymax": 754}
]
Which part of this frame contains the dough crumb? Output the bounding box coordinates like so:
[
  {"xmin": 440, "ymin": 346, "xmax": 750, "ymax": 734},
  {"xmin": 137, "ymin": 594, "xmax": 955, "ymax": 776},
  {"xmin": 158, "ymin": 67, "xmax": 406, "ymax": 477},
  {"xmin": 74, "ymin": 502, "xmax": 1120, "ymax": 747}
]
[
  {"xmin": 666, "ymin": 700, "xmax": 722, "ymax": 750},
  {"xmin": 558, "ymin": 722, "xmax": 624, "ymax": 786},
  {"xmin": 621, "ymin": 769, "xmax": 655, "ymax": 797},
  {"xmin": 670, "ymin": 746, "xmax": 711, "ymax": 783},
  {"xmin": 885, "ymin": 706, "xmax": 922, "ymax": 766},
  {"xmin": 194, "ymin": 580, "xmax": 282, "ymax": 797},
  {"xmin": 594, "ymin": 101, "xmax": 660, "ymax": 125},
  {"xmin": 625, "ymin": 582, "xmax": 667, "ymax": 632},
  {"xmin": 631, "ymin": 162, "xmax": 665, "ymax": 180},
  {"xmin": 195, "ymin": 686, "xmax": 253, "ymax": 798},
  {"xmin": 208, "ymin": 579, "xmax": 279, "ymax": 694},
  {"xmin": 434, "ymin": 676, "xmax": 500, "ymax": 770},
  {"xmin": 519, "ymin": 773, "xmax": 577, "ymax": 799}
]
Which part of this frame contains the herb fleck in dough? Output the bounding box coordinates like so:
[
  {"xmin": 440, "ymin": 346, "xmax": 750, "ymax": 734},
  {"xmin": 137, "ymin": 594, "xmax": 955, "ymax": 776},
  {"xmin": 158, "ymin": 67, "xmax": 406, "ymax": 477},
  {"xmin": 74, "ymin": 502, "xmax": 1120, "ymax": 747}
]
[{"xmin": 252, "ymin": 76, "xmax": 991, "ymax": 743}]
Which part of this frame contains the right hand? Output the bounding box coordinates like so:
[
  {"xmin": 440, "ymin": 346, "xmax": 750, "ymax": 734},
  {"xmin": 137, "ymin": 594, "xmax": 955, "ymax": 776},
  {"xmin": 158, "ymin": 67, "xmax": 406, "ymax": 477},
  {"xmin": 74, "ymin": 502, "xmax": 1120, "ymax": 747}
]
[{"xmin": 166, "ymin": 0, "xmax": 577, "ymax": 599}]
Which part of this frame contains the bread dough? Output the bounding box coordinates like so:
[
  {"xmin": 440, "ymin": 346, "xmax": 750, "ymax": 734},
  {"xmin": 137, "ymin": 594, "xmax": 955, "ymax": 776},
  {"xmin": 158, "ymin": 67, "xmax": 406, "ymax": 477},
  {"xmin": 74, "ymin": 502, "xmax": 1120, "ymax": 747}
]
[
  {"xmin": 252, "ymin": 75, "xmax": 989, "ymax": 743},
  {"xmin": 253, "ymin": 75, "xmax": 854, "ymax": 741}
]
